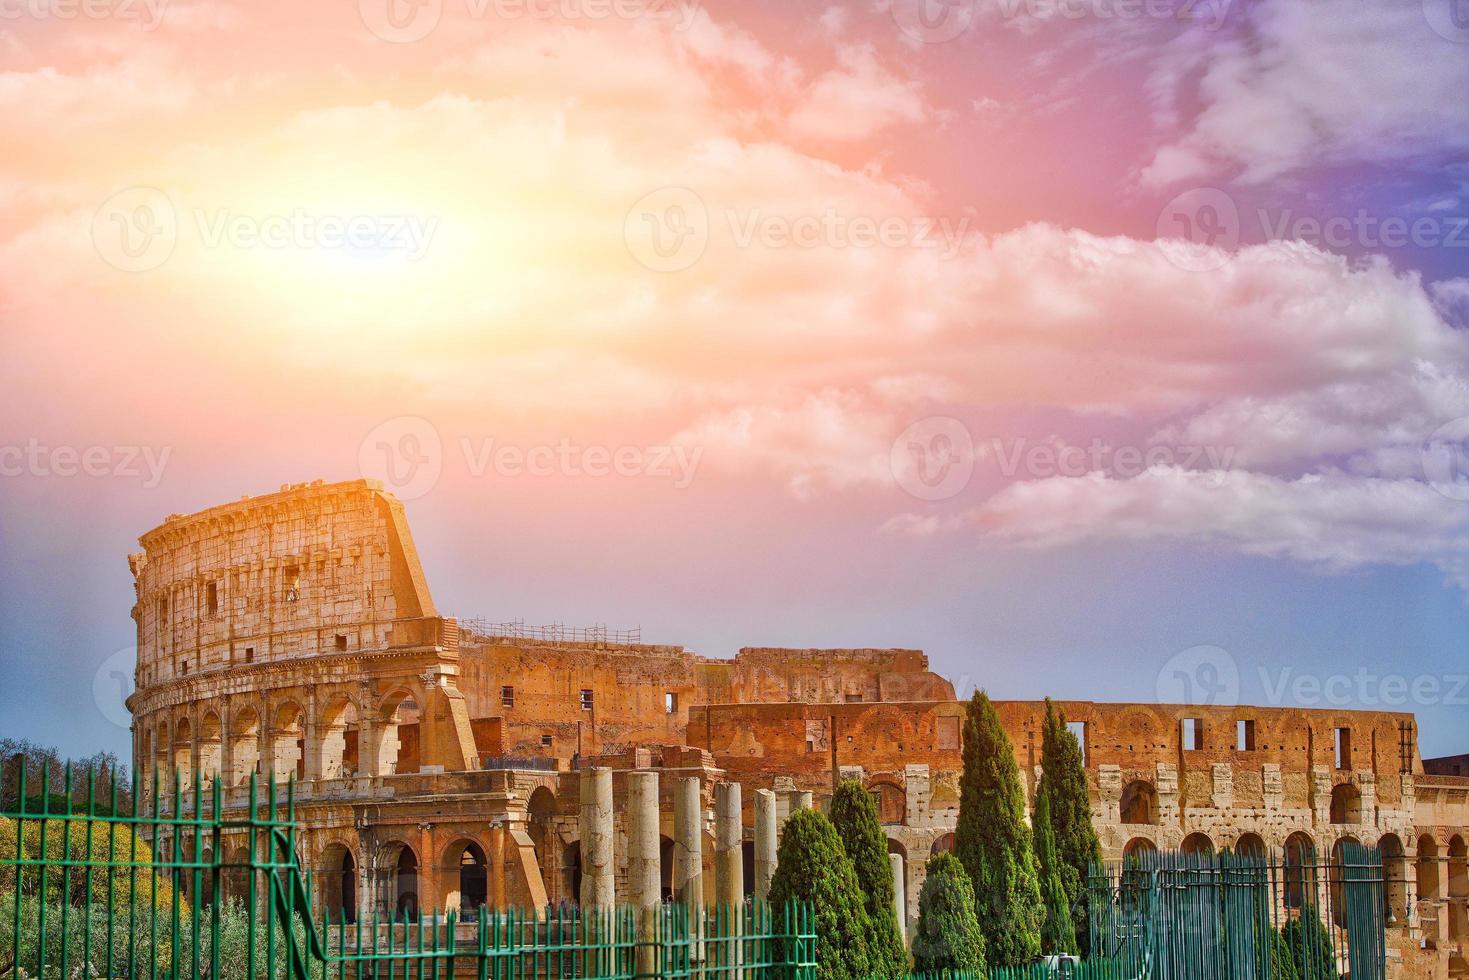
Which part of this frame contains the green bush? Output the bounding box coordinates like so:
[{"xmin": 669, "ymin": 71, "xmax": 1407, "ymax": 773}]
[
  {"xmin": 768, "ymin": 807, "xmax": 873, "ymax": 980},
  {"xmin": 1032, "ymin": 783, "xmax": 1076, "ymax": 956},
  {"xmin": 1282, "ymin": 906, "xmax": 1337, "ymax": 980},
  {"xmin": 1037, "ymin": 699, "xmax": 1101, "ymax": 955},
  {"xmin": 911, "ymin": 852, "xmax": 987, "ymax": 977},
  {"xmin": 954, "ymin": 691, "xmax": 1043, "ymax": 966},
  {"xmin": 828, "ymin": 780, "xmax": 908, "ymax": 979}
]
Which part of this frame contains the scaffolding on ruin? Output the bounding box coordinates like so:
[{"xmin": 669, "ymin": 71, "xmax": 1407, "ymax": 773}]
[{"xmin": 460, "ymin": 619, "xmax": 643, "ymax": 645}]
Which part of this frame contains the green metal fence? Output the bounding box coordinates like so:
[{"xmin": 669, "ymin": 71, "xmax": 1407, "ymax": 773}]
[
  {"xmin": 1, "ymin": 768, "xmax": 816, "ymax": 980},
  {"xmin": 1087, "ymin": 844, "xmax": 1387, "ymax": 980}
]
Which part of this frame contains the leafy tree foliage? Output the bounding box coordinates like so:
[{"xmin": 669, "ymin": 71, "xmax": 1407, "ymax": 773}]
[
  {"xmin": 911, "ymin": 852, "xmax": 987, "ymax": 976},
  {"xmin": 828, "ymin": 780, "xmax": 908, "ymax": 979},
  {"xmin": 954, "ymin": 690, "xmax": 1044, "ymax": 966},
  {"xmin": 1033, "ymin": 783, "xmax": 1078, "ymax": 956},
  {"xmin": 768, "ymin": 807, "xmax": 873, "ymax": 980},
  {"xmin": 1037, "ymin": 698, "xmax": 1102, "ymax": 955},
  {"xmin": 1282, "ymin": 907, "xmax": 1338, "ymax": 980}
]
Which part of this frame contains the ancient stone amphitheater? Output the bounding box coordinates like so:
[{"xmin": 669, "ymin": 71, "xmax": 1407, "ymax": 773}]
[{"xmin": 125, "ymin": 479, "xmax": 1469, "ymax": 977}]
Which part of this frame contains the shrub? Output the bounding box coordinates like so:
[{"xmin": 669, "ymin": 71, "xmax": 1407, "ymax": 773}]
[
  {"xmin": 768, "ymin": 807, "xmax": 873, "ymax": 980},
  {"xmin": 954, "ymin": 691, "xmax": 1043, "ymax": 966},
  {"xmin": 911, "ymin": 852, "xmax": 986, "ymax": 976},
  {"xmin": 828, "ymin": 780, "xmax": 908, "ymax": 979}
]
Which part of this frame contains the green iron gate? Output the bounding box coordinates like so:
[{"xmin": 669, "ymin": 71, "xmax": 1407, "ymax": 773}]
[
  {"xmin": 1088, "ymin": 844, "xmax": 1387, "ymax": 980},
  {"xmin": 1, "ymin": 768, "xmax": 816, "ymax": 980}
]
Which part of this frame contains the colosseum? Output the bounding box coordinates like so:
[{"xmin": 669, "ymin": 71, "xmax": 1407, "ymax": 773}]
[{"xmin": 126, "ymin": 479, "xmax": 1469, "ymax": 977}]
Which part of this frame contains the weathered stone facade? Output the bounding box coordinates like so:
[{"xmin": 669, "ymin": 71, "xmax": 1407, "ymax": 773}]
[{"xmin": 127, "ymin": 480, "xmax": 1469, "ymax": 978}]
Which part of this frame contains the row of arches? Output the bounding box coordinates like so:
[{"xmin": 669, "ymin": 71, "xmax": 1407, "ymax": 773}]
[
  {"xmin": 1116, "ymin": 780, "xmax": 1364, "ymax": 826},
  {"xmin": 140, "ymin": 687, "xmax": 427, "ymax": 791}
]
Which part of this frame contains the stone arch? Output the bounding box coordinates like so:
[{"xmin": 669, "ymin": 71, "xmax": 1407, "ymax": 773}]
[
  {"xmin": 527, "ymin": 786, "xmax": 559, "ymax": 901},
  {"xmin": 1418, "ymin": 834, "xmax": 1441, "ymax": 901},
  {"xmin": 440, "ymin": 838, "xmax": 487, "ymax": 913},
  {"xmin": 563, "ymin": 841, "xmax": 583, "ymax": 905},
  {"xmin": 1284, "ymin": 832, "xmax": 1316, "ymax": 910},
  {"xmin": 229, "ymin": 706, "xmax": 261, "ymax": 787},
  {"xmin": 1119, "ymin": 780, "xmax": 1158, "ymax": 825},
  {"xmin": 1123, "ymin": 837, "xmax": 1158, "ymax": 863},
  {"xmin": 376, "ymin": 841, "xmax": 420, "ymax": 919},
  {"xmin": 268, "ymin": 701, "xmax": 305, "ymax": 783},
  {"xmin": 315, "ymin": 696, "xmax": 359, "ymax": 780},
  {"xmin": 930, "ymin": 833, "xmax": 955, "ymax": 857},
  {"xmin": 172, "ymin": 717, "xmax": 194, "ymax": 786},
  {"xmin": 866, "ymin": 775, "xmax": 906, "ymax": 825},
  {"xmin": 371, "ymin": 688, "xmax": 423, "ymax": 776},
  {"xmin": 1329, "ymin": 783, "xmax": 1361, "ymax": 825},
  {"xmin": 1379, "ymin": 833, "xmax": 1407, "ymax": 925},
  {"xmin": 1330, "ymin": 836, "xmax": 1361, "ymax": 928},
  {"xmin": 1449, "ymin": 835, "xmax": 1468, "ymax": 939},
  {"xmin": 198, "ymin": 710, "xmax": 222, "ymax": 783},
  {"xmin": 1181, "ymin": 833, "xmax": 1214, "ymax": 857},
  {"xmin": 319, "ymin": 841, "xmax": 358, "ymax": 924},
  {"xmin": 221, "ymin": 845, "xmax": 253, "ymax": 907},
  {"xmin": 1233, "ymin": 833, "xmax": 1267, "ymax": 860},
  {"xmin": 153, "ymin": 719, "xmax": 171, "ymax": 788}
]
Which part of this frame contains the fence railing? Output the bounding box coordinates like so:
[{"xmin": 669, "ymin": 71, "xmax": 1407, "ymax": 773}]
[
  {"xmin": 2, "ymin": 768, "xmax": 814, "ymax": 980},
  {"xmin": 1088, "ymin": 844, "xmax": 1386, "ymax": 980}
]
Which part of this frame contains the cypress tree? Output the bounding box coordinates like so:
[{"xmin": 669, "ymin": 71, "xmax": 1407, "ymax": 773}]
[
  {"xmin": 768, "ymin": 807, "xmax": 874, "ymax": 980},
  {"xmin": 1038, "ymin": 698, "xmax": 1102, "ymax": 954},
  {"xmin": 1033, "ymin": 782, "xmax": 1078, "ymax": 956},
  {"xmin": 828, "ymin": 779, "xmax": 909, "ymax": 979},
  {"xmin": 954, "ymin": 690, "xmax": 1044, "ymax": 965},
  {"xmin": 911, "ymin": 852, "xmax": 987, "ymax": 976}
]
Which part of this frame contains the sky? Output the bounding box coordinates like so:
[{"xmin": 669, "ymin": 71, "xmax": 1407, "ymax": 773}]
[{"xmin": 2, "ymin": 0, "xmax": 1468, "ymax": 763}]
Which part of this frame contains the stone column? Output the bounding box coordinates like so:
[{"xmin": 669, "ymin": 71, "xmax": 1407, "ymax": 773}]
[
  {"xmin": 715, "ymin": 782, "xmax": 744, "ymax": 907},
  {"xmin": 579, "ymin": 767, "xmax": 615, "ymax": 910},
  {"xmin": 890, "ymin": 853, "xmax": 907, "ymax": 944},
  {"xmin": 794, "ymin": 791, "xmax": 813, "ymax": 813},
  {"xmin": 753, "ymin": 789, "xmax": 778, "ymax": 900},
  {"xmin": 627, "ymin": 771, "xmax": 661, "ymax": 978},
  {"xmin": 674, "ymin": 778, "xmax": 704, "ymax": 907}
]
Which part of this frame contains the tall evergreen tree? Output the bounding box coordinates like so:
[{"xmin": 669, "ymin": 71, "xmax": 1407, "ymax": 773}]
[
  {"xmin": 954, "ymin": 690, "xmax": 1044, "ymax": 966},
  {"xmin": 911, "ymin": 852, "xmax": 987, "ymax": 976},
  {"xmin": 828, "ymin": 779, "xmax": 909, "ymax": 979},
  {"xmin": 1038, "ymin": 698, "xmax": 1102, "ymax": 954},
  {"xmin": 1033, "ymin": 782, "xmax": 1078, "ymax": 956},
  {"xmin": 768, "ymin": 807, "xmax": 874, "ymax": 980}
]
